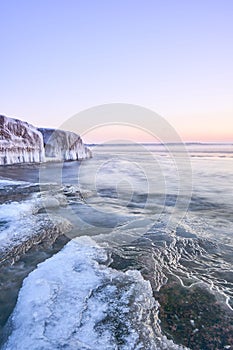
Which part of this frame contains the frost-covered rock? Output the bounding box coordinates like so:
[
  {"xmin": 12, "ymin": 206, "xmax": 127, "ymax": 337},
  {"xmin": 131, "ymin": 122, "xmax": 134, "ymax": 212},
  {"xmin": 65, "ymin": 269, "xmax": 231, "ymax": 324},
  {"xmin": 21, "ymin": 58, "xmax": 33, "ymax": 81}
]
[
  {"xmin": 0, "ymin": 115, "xmax": 45, "ymax": 165},
  {"xmin": 38, "ymin": 128, "xmax": 92, "ymax": 161},
  {"xmin": 0, "ymin": 115, "xmax": 92, "ymax": 165},
  {"xmin": 0, "ymin": 183, "xmax": 75, "ymax": 266},
  {"xmin": 0, "ymin": 212, "xmax": 72, "ymax": 266}
]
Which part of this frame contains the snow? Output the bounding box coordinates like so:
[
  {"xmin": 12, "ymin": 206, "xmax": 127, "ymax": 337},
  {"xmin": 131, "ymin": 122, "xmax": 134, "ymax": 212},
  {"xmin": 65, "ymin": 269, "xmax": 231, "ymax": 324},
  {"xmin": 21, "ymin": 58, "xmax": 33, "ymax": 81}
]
[{"xmin": 2, "ymin": 237, "xmax": 188, "ymax": 350}]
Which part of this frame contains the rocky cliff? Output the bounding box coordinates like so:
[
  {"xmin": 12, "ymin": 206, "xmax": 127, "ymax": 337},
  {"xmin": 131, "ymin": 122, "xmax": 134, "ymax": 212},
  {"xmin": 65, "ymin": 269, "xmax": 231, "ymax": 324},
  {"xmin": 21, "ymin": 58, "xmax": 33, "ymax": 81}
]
[
  {"xmin": 0, "ymin": 115, "xmax": 91, "ymax": 165},
  {"xmin": 0, "ymin": 115, "xmax": 45, "ymax": 165},
  {"xmin": 38, "ymin": 128, "xmax": 92, "ymax": 161}
]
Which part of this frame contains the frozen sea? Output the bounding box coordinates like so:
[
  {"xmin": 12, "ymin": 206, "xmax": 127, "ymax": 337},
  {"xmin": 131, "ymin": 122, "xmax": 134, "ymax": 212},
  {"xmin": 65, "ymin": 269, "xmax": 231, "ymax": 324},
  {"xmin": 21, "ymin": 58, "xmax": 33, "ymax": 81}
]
[{"xmin": 0, "ymin": 143, "xmax": 232, "ymax": 349}]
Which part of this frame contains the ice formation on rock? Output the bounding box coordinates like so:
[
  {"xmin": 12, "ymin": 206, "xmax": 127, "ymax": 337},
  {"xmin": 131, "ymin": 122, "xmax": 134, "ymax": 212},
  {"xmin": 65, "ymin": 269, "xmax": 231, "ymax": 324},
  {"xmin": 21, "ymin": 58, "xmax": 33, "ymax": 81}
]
[
  {"xmin": 0, "ymin": 115, "xmax": 45, "ymax": 165},
  {"xmin": 0, "ymin": 115, "xmax": 91, "ymax": 165},
  {"xmin": 0, "ymin": 187, "xmax": 73, "ymax": 266},
  {"xmin": 38, "ymin": 128, "xmax": 92, "ymax": 161}
]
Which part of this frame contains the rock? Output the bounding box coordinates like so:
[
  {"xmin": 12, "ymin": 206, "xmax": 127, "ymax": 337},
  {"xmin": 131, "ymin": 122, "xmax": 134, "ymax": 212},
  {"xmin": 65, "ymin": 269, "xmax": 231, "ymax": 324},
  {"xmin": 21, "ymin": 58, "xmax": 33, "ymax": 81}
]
[
  {"xmin": 0, "ymin": 214, "xmax": 73, "ymax": 266},
  {"xmin": 0, "ymin": 115, "xmax": 45, "ymax": 165},
  {"xmin": 0, "ymin": 115, "xmax": 92, "ymax": 165},
  {"xmin": 38, "ymin": 128, "xmax": 92, "ymax": 161}
]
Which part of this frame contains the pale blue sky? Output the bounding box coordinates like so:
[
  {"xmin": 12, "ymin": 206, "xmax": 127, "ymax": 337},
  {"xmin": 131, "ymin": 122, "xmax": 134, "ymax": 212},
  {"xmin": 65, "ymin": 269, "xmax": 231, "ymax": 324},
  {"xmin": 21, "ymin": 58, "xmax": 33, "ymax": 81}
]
[{"xmin": 0, "ymin": 0, "xmax": 233, "ymax": 141}]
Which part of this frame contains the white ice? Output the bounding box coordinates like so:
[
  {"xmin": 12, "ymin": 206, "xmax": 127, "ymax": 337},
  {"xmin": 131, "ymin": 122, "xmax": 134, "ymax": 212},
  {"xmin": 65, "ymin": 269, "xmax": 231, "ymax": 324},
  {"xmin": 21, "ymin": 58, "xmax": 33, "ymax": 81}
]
[
  {"xmin": 0, "ymin": 191, "xmax": 71, "ymax": 264},
  {"xmin": 0, "ymin": 115, "xmax": 91, "ymax": 165},
  {"xmin": 2, "ymin": 236, "xmax": 188, "ymax": 350},
  {"xmin": 0, "ymin": 115, "xmax": 45, "ymax": 165}
]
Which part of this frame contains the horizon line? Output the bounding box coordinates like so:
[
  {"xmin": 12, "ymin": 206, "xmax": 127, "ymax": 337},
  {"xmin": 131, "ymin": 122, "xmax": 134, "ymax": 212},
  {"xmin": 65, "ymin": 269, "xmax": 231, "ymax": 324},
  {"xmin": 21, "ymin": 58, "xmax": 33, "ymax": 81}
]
[{"xmin": 86, "ymin": 141, "xmax": 233, "ymax": 146}]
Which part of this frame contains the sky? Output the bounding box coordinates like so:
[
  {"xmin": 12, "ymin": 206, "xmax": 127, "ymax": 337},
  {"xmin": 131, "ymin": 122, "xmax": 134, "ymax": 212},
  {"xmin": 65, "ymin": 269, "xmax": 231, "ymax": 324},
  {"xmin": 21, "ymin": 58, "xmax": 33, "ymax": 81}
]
[{"xmin": 0, "ymin": 0, "xmax": 233, "ymax": 142}]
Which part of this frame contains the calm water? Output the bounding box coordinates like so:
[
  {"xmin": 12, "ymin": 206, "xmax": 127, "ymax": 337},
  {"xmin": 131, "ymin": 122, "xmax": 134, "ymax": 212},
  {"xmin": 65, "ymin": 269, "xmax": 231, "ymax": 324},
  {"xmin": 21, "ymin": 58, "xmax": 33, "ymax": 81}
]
[{"xmin": 0, "ymin": 143, "xmax": 233, "ymax": 349}]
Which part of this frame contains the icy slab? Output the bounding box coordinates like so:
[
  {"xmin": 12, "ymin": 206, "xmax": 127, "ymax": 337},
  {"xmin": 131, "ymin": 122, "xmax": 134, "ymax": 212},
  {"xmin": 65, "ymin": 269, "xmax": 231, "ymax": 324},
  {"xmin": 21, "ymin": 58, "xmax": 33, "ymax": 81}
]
[
  {"xmin": 0, "ymin": 213, "xmax": 72, "ymax": 266},
  {"xmin": 0, "ymin": 115, "xmax": 45, "ymax": 165},
  {"xmin": 2, "ymin": 237, "xmax": 188, "ymax": 350},
  {"xmin": 38, "ymin": 128, "xmax": 92, "ymax": 161},
  {"xmin": 0, "ymin": 190, "xmax": 73, "ymax": 265}
]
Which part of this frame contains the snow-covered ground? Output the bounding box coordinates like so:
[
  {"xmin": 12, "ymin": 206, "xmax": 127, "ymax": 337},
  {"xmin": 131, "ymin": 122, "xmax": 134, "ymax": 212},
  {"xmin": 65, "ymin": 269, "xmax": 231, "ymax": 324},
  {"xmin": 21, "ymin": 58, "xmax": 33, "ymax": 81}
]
[{"xmin": 2, "ymin": 236, "xmax": 188, "ymax": 350}]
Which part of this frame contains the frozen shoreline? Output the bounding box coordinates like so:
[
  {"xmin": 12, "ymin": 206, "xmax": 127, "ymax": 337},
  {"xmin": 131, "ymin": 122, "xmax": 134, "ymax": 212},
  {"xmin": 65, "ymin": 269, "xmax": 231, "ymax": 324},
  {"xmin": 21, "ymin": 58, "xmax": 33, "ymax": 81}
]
[
  {"xmin": 0, "ymin": 144, "xmax": 232, "ymax": 349},
  {"xmin": 0, "ymin": 179, "xmax": 188, "ymax": 349},
  {"xmin": 0, "ymin": 115, "xmax": 91, "ymax": 166},
  {"xmin": 2, "ymin": 236, "xmax": 188, "ymax": 350},
  {"xmin": 0, "ymin": 180, "xmax": 78, "ymax": 266}
]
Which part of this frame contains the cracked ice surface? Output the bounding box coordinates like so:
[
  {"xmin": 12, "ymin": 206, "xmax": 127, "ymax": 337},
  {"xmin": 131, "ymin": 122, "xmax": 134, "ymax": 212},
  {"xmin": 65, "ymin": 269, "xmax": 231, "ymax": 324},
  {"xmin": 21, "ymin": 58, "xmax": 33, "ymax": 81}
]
[{"xmin": 2, "ymin": 237, "xmax": 188, "ymax": 350}]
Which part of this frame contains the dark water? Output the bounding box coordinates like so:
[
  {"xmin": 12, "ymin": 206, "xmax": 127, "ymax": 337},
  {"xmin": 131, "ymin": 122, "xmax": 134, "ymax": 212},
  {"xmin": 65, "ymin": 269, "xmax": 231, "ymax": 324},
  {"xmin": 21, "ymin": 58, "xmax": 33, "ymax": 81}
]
[{"xmin": 0, "ymin": 143, "xmax": 233, "ymax": 349}]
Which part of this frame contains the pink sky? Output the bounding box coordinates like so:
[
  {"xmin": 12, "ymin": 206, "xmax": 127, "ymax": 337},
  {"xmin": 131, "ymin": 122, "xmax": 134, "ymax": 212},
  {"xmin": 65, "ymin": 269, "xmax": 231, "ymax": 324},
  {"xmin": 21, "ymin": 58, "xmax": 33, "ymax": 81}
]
[{"xmin": 82, "ymin": 124, "xmax": 233, "ymax": 144}]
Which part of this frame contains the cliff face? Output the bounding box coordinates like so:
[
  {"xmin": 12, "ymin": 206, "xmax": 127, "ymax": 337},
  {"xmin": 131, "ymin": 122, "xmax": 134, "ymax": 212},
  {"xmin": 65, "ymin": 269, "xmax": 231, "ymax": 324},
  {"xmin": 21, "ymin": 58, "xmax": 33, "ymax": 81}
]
[
  {"xmin": 38, "ymin": 128, "xmax": 92, "ymax": 161},
  {"xmin": 0, "ymin": 115, "xmax": 91, "ymax": 165},
  {"xmin": 0, "ymin": 115, "xmax": 45, "ymax": 165}
]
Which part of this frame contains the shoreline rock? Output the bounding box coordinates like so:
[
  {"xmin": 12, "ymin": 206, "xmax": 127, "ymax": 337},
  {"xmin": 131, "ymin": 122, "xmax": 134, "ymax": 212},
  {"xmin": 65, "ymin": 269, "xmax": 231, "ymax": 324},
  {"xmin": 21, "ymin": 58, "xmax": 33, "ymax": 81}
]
[
  {"xmin": 0, "ymin": 115, "xmax": 92, "ymax": 165},
  {"xmin": 0, "ymin": 115, "xmax": 45, "ymax": 165},
  {"xmin": 0, "ymin": 214, "xmax": 73, "ymax": 267},
  {"xmin": 38, "ymin": 128, "xmax": 92, "ymax": 161}
]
